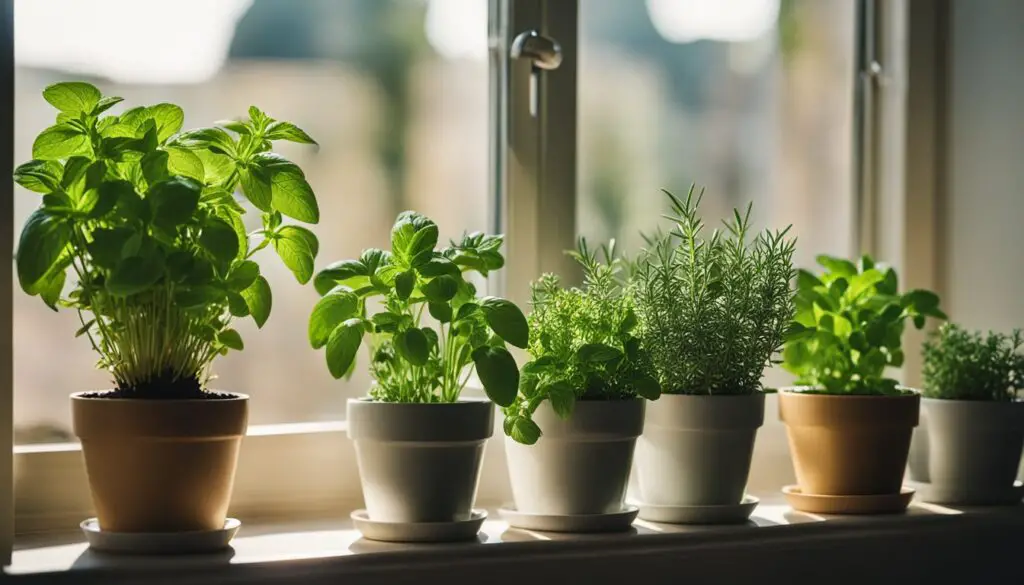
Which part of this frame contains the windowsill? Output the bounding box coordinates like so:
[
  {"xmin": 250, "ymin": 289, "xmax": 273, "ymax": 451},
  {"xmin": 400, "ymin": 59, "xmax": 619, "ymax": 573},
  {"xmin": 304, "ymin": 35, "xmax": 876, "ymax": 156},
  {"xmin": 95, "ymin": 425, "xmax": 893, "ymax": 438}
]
[{"xmin": 7, "ymin": 498, "xmax": 1024, "ymax": 585}]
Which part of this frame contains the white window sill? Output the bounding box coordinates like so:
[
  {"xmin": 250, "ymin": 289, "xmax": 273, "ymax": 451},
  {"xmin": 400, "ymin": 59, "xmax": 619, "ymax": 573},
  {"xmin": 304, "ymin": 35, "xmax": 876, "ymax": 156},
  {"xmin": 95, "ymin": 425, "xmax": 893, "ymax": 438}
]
[{"xmin": 7, "ymin": 499, "xmax": 1024, "ymax": 585}]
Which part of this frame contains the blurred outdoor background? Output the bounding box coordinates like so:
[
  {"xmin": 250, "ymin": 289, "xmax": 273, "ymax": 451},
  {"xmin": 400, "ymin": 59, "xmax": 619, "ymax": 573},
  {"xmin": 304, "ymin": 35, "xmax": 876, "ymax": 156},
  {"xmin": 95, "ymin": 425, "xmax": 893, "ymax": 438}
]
[{"xmin": 13, "ymin": 0, "xmax": 853, "ymax": 442}]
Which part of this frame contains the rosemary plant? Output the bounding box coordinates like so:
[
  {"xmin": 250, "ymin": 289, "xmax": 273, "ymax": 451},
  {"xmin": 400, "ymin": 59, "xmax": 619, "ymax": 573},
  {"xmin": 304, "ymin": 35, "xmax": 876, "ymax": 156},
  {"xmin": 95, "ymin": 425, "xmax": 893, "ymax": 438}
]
[
  {"xmin": 922, "ymin": 323, "xmax": 1024, "ymax": 401},
  {"xmin": 631, "ymin": 186, "xmax": 796, "ymax": 395},
  {"xmin": 14, "ymin": 82, "xmax": 321, "ymax": 396}
]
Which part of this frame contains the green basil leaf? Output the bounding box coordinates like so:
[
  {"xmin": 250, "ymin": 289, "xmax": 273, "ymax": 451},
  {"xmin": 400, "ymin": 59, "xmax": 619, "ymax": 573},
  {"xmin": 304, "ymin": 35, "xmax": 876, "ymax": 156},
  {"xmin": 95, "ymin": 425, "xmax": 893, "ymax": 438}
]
[
  {"xmin": 390, "ymin": 211, "xmax": 438, "ymax": 264},
  {"xmin": 241, "ymin": 275, "xmax": 272, "ymax": 328},
  {"xmin": 226, "ymin": 260, "xmax": 259, "ymax": 291},
  {"xmin": 395, "ymin": 270, "xmax": 416, "ymax": 300},
  {"xmin": 471, "ymin": 345, "xmax": 519, "ymax": 407},
  {"xmin": 480, "ymin": 296, "xmax": 529, "ymax": 349},
  {"xmin": 141, "ymin": 150, "xmax": 170, "ymax": 185},
  {"xmin": 632, "ymin": 375, "xmax": 661, "ymax": 400},
  {"xmin": 265, "ymin": 120, "xmax": 318, "ymax": 145},
  {"xmin": 165, "ymin": 147, "xmax": 205, "ymax": 182},
  {"xmin": 175, "ymin": 285, "xmax": 225, "ymax": 309},
  {"xmin": 248, "ymin": 155, "xmax": 320, "ymax": 223},
  {"xmin": 239, "ymin": 166, "xmax": 272, "ymax": 212},
  {"xmin": 575, "ymin": 343, "xmax": 624, "ymax": 363},
  {"xmin": 43, "ymin": 82, "xmax": 101, "ymax": 114},
  {"xmin": 13, "ymin": 159, "xmax": 62, "ymax": 193},
  {"xmin": 146, "ymin": 103, "xmax": 184, "ymax": 143},
  {"xmin": 277, "ymin": 225, "xmax": 318, "ymax": 258},
  {"xmin": 92, "ymin": 95, "xmax": 123, "ymax": 115},
  {"xmin": 107, "ymin": 254, "xmax": 165, "ymax": 297},
  {"xmin": 314, "ymin": 259, "xmax": 369, "ymax": 296},
  {"xmin": 32, "ymin": 124, "xmax": 90, "ymax": 160},
  {"xmin": 194, "ymin": 149, "xmax": 236, "ymax": 185},
  {"xmin": 87, "ymin": 227, "xmax": 133, "ymax": 269},
  {"xmin": 421, "ymin": 275, "xmax": 460, "ymax": 303},
  {"xmin": 309, "ymin": 288, "xmax": 359, "ymax": 349},
  {"xmin": 507, "ymin": 415, "xmax": 541, "ymax": 445},
  {"xmin": 428, "ymin": 301, "xmax": 453, "ymax": 323},
  {"xmin": 395, "ymin": 327, "xmax": 430, "ymax": 366},
  {"xmin": 200, "ymin": 217, "xmax": 240, "ymax": 268},
  {"xmin": 326, "ymin": 318, "xmax": 364, "ymax": 379},
  {"xmin": 16, "ymin": 209, "xmax": 70, "ymax": 292},
  {"xmin": 544, "ymin": 380, "xmax": 575, "ymax": 419},
  {"xmin": 148, "ymin": 176, "xmax": 201, "ymax": 228},
  {"xmin": 228, "ymin": 291, "xmax": 250, "ymax": 317},
  {"xmin": 273, "ymin": 229, "xmax": 314, "ymax": 284}
]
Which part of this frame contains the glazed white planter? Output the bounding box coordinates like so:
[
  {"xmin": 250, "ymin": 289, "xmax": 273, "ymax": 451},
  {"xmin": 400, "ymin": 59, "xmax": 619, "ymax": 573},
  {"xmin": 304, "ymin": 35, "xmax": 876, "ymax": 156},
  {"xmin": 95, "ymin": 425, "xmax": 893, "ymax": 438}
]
[
  {"xmin": 908, "ymin": 397, "xmax": 1024, "ymax": 503},
  {"xmin": 347, "ymin": 398, "xmax": 493, "ymax": 523},
  {"xmin": 505, "ymin": 399, "xmax": 644, "ymax": 515},
  {"xmin": 635, "ymin": 393, "xmax": 764, "ymax": 506}
]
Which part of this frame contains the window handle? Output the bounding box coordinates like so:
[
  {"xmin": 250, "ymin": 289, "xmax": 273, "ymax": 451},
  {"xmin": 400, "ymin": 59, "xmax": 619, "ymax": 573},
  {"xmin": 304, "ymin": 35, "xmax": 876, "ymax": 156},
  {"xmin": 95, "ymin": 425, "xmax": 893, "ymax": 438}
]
[{"xmin": 510, "ymin": 30, "xmax": 562, "ymax": 117}]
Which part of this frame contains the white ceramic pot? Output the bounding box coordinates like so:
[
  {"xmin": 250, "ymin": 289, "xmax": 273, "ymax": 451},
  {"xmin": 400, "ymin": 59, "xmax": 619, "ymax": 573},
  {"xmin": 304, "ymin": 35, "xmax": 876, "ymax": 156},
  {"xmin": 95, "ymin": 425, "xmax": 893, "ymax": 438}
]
[
  {"xmin": 908, "ymin": 397, "xmax": 1024, "ymax": 503},
  {"xmin": 505, "ymin": 399, "xmax": 644, "ymax": 515},
  {"xmin": 635, "ymin": 393, "xmax": 764, "ymax": 506},
  {"xmin": 347, "ymin": 398, "xmax": 493, "ymax": 522}
]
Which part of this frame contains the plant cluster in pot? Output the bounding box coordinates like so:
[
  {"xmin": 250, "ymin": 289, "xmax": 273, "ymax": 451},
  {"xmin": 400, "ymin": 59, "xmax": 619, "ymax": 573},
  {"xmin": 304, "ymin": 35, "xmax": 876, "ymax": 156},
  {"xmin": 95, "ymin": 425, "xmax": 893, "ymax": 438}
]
[
  {"xmin": 500, "ymin": 239, "xmax": 661, "ymax": 534},
  {"xmin": 779, "ymin": 255, "xmax": 945, "ymax": 514},
  {"xmin": 308, "ymin": 212, "xmax": 528, "ymax": 543},
  {"xmin": 14, "ymin": 82, "xmax": 321, "ymax": 550},
  {"xmin": 907, "ymin": 324, "xmax": 1024, "ymax": 504},
  {"xmin": 629, "ymin": 187, "xmax": 796, "ymax": 525}
]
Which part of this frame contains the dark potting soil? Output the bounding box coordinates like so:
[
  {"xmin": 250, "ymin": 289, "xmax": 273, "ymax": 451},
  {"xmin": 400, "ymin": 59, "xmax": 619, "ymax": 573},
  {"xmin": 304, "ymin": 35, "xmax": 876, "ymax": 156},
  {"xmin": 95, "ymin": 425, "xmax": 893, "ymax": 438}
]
[{"xmin": 81, "ymin": 370, "xmax": 235, "ymax": 400}]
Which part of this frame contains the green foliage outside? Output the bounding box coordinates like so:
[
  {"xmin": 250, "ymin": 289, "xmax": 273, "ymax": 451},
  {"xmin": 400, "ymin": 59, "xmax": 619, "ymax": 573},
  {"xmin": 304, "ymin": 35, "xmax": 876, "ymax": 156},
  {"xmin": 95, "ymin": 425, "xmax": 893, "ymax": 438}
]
[{"xmin": 14, "ymin": 82, "xmax": 320, "ymax": 395}]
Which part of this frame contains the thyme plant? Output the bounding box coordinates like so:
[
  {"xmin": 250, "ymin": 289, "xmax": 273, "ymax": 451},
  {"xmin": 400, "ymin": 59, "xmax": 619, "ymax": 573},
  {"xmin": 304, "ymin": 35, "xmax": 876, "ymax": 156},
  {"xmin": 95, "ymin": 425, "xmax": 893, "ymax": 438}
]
[
  {"xmin": 783, "ymin": 255, "xmax": 946, "ymax": 395},
  {"xmin": 14, "ymin": 82, "xmax": 320, "ymax": 397},
  {"xmin": 503, "ymin": 239, "xmax": 661, "ymax": 445},
  {"xmin": 631, "ymin": 186, "xmax": 796, "ymax": 395},
  {"xmin": 922, "ymin": 323, "xmax": 1024, "ymax": 401},
  {"xmin": 309, "ymin": 212, "xmax": 528, "ymax": 405}
]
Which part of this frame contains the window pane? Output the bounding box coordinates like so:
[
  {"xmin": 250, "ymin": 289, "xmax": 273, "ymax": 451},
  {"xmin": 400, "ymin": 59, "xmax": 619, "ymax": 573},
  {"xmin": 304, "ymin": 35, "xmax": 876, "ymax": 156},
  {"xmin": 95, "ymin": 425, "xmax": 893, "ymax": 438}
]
[
  {"xmin": 577, "ymin": 0, "xmax": 855, "ymax": 388},
  {"xmin": 13, "ymin": 0, "xmax": 489, "ymax": 442}
]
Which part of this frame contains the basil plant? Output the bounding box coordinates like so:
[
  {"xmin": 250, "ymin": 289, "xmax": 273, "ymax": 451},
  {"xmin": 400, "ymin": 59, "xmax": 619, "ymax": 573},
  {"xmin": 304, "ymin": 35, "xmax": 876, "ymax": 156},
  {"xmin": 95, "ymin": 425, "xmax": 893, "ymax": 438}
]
[
  {"xmin": 13, "ymin": 82, "xmax": 321, "ymax": 396},
  {"xmin": 309, "ymin": 211, "xmax": 528, "ymax": 405}
]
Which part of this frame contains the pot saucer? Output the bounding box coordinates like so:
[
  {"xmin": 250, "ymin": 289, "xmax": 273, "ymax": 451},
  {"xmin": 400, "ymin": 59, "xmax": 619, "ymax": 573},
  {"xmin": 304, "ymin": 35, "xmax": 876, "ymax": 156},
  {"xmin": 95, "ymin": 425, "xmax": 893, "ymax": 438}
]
[
  {"xmin": 350, "ymin": 509, "xmax": 487, "ymax": 543},
  {"xmin": 782, "ymin": 485, "xmax": 914, "ymax": 515},
  {"xmin": 908, "ymin": 479, "xmax": 1024, "ymax": 506},
  {"xmin": 80, "ymin": 518, "xmax": 240, "ymax": 554},
  {"xmin": 498, "ymin": 505, "xmax": 638, "ymax": 533},
  {"xmin": 634, "ymin": 495, "xmax": 759, "ymax": 525}
]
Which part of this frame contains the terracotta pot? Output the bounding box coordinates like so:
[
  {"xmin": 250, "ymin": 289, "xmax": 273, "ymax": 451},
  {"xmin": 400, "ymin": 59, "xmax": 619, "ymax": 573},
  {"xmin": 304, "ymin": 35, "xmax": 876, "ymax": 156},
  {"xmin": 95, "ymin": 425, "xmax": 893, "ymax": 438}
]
[
  {"xmin": 71, "ymin": 392, "xmax": 248, "ymax": 533},
  {"xmin": 347, "ymin": 398, "xmax": 493, "ymax": 523},
  {"xmin": 778, "ymin": 388, "xmax": 919, "ymax": 495},
  {"xmin": 636, "ymin": 393, "xmax": 763, "ymax": 506},
  {"xmin": 505, "ymin": 399, "xmax": 644, "ymax": 515},
  {"xmin": 908, "ymin": 398, "xmax": 1024, "ymax": 503}
]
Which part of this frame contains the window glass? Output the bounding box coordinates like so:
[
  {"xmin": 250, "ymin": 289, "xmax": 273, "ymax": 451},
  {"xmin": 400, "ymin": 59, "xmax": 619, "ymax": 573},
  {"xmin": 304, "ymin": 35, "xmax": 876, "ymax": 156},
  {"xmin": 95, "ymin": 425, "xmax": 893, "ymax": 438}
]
[
  {"xmin": 13, "ymin": 0, "xmax": 489, "ymax": 442},
  {"xmin": 577, "ymin": 0, "xmax": 856, "ymax": 388}
]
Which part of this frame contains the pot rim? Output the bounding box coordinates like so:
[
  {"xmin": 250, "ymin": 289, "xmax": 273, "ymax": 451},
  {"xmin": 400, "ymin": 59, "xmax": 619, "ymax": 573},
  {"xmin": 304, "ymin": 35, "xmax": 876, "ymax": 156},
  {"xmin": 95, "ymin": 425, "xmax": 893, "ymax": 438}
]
[
  {"xmin": 921, "ymin": 396, "xmax": 1024, "ymax": 404},
  {"xmin": 70, "ymin": 390, "xmax": 249, "ymax": 403},
  {"xmin": 778, "ymin": 386, "xmax": 920, "ymax": 400},
  {"xmin": 348, "ymin": 396, "xmax": 493, "ymax": 406}
]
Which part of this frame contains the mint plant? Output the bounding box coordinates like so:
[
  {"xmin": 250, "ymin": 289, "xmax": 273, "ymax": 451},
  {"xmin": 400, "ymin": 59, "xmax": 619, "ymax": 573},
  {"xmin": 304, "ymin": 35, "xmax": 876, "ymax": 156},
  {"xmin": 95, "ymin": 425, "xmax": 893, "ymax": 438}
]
[
  {"xmin": 922, "ymin": 323, "xmax": 1024, "ymax": 401},
  {"xmin": 632, "ymin": 187, "xmax": 796, "ymax": 395},
  {"xmin": 309, "ymin": 211, "xmax": 528, "ymax": 405},
  {"xmin": 13, "ymin": 82, "xmax": 320, "ymax": 397},
  {"xmin": 783, "ymin": 254, "xmax": 946, "ymax": 395},
  {"xmin": 503, "ymin": 239, "xmax": 661, "ymax": 445}
]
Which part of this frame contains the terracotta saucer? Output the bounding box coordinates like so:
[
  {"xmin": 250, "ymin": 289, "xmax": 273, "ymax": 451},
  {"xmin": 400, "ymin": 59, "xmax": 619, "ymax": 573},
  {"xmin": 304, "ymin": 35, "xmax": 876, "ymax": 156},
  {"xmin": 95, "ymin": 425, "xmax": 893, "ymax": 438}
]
[
  {"xmin": 498, "ymin": 505, "xmax": 638, "ymax": 533},
  {"xmin": 350, "ymin": 509, "xmax": 487, "ymax": 543},
  {"xmin": 782, "ymin": 485, "xmax": 914, "ymax": 515}
]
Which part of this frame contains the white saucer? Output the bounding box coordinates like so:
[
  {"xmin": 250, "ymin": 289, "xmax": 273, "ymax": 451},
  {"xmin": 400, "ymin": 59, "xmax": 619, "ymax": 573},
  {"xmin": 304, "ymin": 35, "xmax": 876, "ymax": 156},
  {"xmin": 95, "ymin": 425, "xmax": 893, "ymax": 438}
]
[
  {"xmin": 909, "ymin": 479, "xmax": 1024, "ymax": 506},
  {"xmin": 350, "ymin": 509, "xmax": 487, "ymax": 543},
  {"xmin": 635, "ymin": 495, "xmax": 759, "ymax": 525},
  {"xmin": 498, "ymin": 505, "xmax": 638, "ymax": 533},
  {"xmin": 80, "ymin": 518, "xmax": 240, "ymax": 554}
]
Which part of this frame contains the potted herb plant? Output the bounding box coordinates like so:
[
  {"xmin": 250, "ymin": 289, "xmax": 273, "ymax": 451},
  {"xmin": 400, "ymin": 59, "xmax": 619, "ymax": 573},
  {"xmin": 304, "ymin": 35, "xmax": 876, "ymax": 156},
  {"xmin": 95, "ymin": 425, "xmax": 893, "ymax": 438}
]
[
  {"xmin": 630, "ymin": 187, "xmax": 795, "ymax": 524},
  {"xmin": 14, "ymin": 82, "xmax": 321, "ymax": 535},
  {"xmin": 309, "ymin": 212, "xmax": 527, "ymax": 539},
  {"xmin": 780, "ymin": 255, "xmax": 945, "ymax": 514},
  {"xmin": 908, "ymin": 324, "xmax": 1024, "ymax": 504},
  {"xmin": 500, "ymin": 239, "xmax": 660, "ymax": 531}
]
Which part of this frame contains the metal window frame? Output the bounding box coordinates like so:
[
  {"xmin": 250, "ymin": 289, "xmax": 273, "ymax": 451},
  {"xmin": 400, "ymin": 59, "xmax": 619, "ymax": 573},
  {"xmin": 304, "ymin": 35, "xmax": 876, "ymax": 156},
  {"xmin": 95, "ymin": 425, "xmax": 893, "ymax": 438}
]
[
  {"xmin": 1, "ymin": 0, "xmax": 14, "ymax": 568},
  {"xmin": 490, "ymin": 0, "xmax": 579, "ymax": 307}
]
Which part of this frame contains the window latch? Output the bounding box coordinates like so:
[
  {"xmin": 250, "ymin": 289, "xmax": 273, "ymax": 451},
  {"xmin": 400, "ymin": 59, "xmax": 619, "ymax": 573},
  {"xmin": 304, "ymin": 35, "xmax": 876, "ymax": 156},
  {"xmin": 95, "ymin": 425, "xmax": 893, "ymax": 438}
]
[{"xmin": 510, "ymin": 30, "xmax": 562, "ymax": 117}]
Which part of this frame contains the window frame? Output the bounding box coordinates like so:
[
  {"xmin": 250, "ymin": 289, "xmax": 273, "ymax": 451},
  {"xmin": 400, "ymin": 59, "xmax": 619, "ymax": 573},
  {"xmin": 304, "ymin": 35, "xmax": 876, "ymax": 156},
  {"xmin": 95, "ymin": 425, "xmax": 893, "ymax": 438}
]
[{"xmin": 1, "ymin": 0, "xmax": 952, "ymax": 563}]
